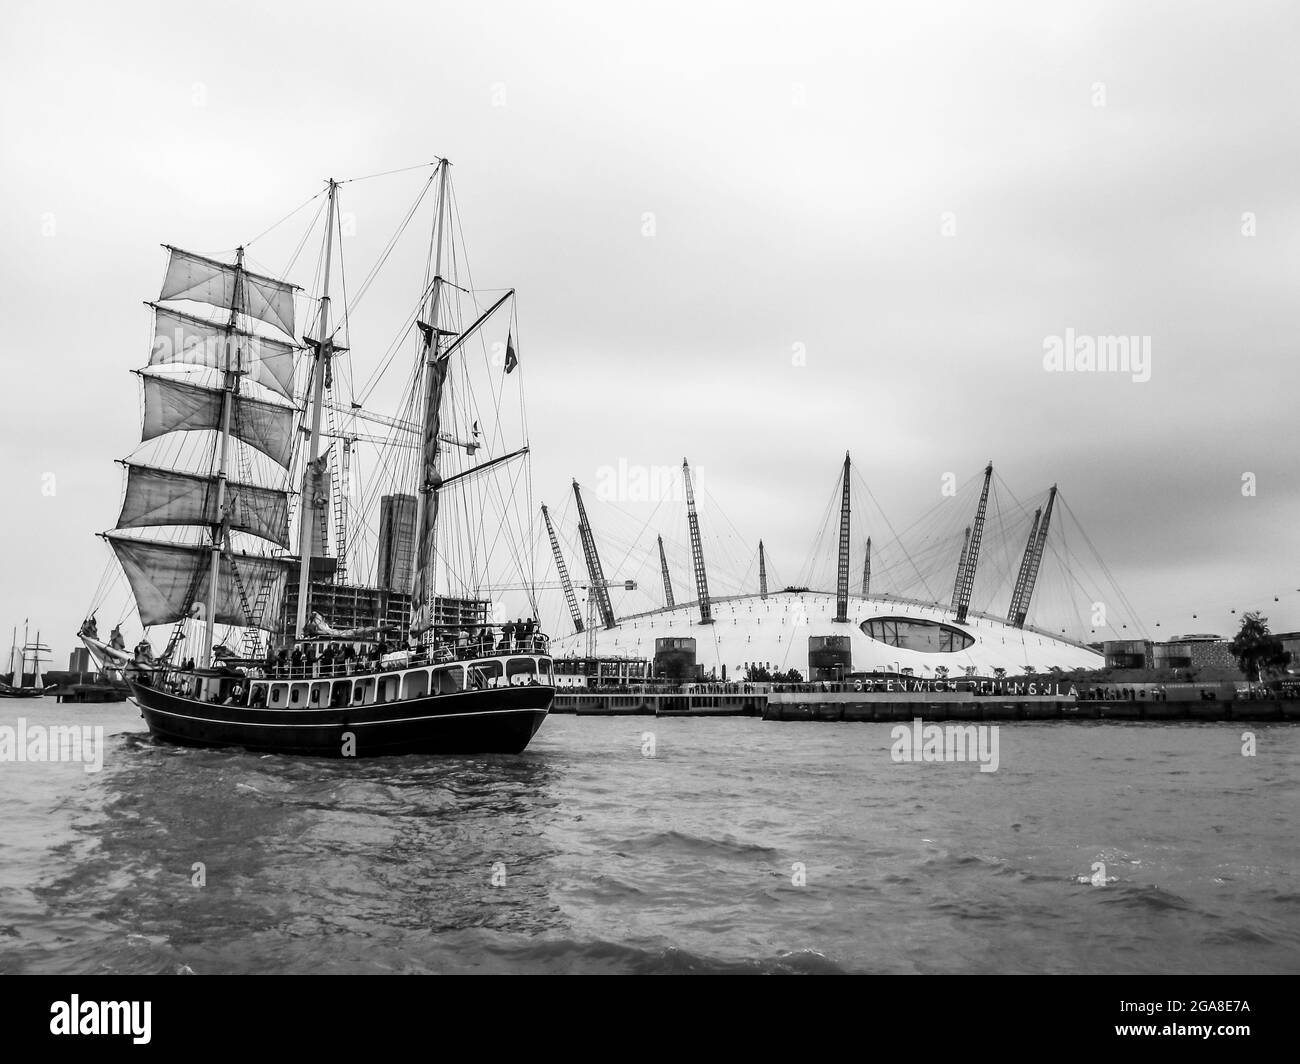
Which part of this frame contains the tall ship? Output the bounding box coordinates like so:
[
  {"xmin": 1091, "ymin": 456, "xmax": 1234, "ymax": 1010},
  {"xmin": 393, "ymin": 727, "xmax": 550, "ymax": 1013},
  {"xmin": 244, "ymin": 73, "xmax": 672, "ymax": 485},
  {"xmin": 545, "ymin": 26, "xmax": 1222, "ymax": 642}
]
[
  {"xmin": 79, "ymin": 160, "xmax": 554, "ymax": 756},
  {"xmin": 1, "ymin": 623, "xmax": 50, "ymax": 698}
]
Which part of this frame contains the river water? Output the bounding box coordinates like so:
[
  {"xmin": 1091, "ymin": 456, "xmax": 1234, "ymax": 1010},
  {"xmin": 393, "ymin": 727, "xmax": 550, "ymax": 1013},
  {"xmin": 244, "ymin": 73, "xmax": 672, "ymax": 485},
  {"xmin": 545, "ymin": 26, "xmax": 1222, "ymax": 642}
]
[{"xmin": 1, "ymin": 701, "xmax": 1296, "ymax": 974}]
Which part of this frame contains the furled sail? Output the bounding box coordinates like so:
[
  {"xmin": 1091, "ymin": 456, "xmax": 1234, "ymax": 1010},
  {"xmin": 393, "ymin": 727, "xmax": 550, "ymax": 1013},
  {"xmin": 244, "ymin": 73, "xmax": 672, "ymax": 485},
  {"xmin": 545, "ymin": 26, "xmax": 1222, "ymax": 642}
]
[
  {"xmin": 160, "ymin": 247, "xmax": 298, "ymax": 337},
  {"xmin": 106, "ymin": 534, "xmax": 290, "ymax": 629},
  {"xmin": 149, "ymin": 304, "xmax": 298, "ymax": 400},
  {"xmin": 140, "ymin": 373, "xmax": 297, "ymax": 470},
  {"xmin": 409, "ymin": 345, "xmax": 451, "ymax": 633},
  {"xmin": 116, "ymin": 463, "xmax": 291, "ymax": 548},
  {"xmin": 304, "ymin": 611, "xmax": 398, "ymax": 642}
]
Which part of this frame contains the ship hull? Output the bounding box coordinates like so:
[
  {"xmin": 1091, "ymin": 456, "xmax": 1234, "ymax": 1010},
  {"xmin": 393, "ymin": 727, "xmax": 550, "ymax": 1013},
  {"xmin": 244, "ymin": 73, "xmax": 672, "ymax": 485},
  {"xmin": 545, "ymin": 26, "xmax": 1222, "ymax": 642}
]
[{"xmin": 128, "ymin": 681, "xmax": 552, "ymax": 757}]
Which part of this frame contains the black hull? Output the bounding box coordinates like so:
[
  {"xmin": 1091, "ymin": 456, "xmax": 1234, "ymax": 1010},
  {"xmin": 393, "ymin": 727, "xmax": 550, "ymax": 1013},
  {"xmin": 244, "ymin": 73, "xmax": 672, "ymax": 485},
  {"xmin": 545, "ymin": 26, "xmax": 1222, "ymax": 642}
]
[{"xmin": 129, "ymin": 681, "xmax": 552, "ymax": 757}]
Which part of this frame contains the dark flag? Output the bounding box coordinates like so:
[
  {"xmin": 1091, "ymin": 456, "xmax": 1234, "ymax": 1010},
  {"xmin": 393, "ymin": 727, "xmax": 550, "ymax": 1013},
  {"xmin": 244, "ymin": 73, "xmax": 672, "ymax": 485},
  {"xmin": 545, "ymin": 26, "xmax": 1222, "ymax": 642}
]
[
  {"xmin": 504, "ymin": 331, "xmax": 518, "ymax": 374},
  {"xmin": 416, "ymin": 321, "xmax": 434, "ymax": 348}
]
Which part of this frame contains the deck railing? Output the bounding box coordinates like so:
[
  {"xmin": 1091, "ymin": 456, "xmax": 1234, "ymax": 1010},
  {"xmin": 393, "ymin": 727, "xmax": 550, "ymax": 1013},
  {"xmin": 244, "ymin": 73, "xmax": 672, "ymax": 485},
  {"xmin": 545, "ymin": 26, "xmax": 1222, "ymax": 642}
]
[{"xmin": 183, "ymin": 633, "xmax": 552, "ymax": 683}]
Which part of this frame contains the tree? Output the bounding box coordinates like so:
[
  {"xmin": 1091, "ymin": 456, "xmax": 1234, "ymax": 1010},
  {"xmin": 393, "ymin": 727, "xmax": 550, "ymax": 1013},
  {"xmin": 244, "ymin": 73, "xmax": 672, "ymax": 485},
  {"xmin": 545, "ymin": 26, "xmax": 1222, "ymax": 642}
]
[
  {"xmin": 1229, "ymin": 612, "xmax": 1291, "ymax": 683},
  {"xmin": 744, "ymin": 664, "xmax": 773, "ymax": 682}
]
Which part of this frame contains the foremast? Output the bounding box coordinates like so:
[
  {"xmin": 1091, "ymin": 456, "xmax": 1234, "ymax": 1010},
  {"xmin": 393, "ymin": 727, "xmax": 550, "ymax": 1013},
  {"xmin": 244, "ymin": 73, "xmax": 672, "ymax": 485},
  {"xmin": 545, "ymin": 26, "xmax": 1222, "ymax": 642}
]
[
  {"xmin": 104, "ymin": 237, "xmax": 301, "ymax": 666},
  {"xmin": 201, "ymin": 247, "xmax": 243, "ymax": 667}
]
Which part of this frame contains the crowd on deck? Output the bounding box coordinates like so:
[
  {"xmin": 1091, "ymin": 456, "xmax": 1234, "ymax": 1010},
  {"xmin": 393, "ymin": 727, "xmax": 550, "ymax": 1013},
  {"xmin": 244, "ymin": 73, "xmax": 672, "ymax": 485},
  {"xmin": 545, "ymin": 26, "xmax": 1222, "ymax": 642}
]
[{"xmin": 248, "ymin": 619, "xmax": 549, "ymax": 680}]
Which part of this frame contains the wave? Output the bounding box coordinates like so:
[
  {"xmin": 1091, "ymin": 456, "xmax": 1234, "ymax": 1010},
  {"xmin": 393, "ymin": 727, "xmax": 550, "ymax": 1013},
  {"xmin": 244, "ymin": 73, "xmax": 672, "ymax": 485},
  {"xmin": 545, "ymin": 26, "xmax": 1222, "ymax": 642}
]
[
  {"xmin": 615, "ymin": 829, "xmax": 779, "ymax": 859},
  {"xmin": 486, "ymin": 938, "xmax": 848, "ymax": 975}
]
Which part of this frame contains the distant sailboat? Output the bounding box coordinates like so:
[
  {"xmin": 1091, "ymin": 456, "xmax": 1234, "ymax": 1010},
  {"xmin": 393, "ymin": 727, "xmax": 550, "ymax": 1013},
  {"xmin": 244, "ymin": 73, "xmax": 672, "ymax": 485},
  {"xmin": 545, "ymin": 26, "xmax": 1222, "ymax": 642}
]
[
  {"xmin": 80, "ymin": 160, "xmax": 553, "ymax": 755},
  {"xmin": 1, "ymin": 623, "xmax": 49, "ymax": 698}
]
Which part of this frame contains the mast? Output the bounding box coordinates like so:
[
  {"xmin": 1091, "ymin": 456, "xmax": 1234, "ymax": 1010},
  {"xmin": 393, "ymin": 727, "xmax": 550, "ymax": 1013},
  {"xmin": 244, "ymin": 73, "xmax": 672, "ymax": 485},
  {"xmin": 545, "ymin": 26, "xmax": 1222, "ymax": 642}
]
[
  {"xmin": 951, "ymin": 462, "xmax": 992, "ymax": 625},
  {"xmin": 542, "ymin": 503, "xmax": 584, "ymax": 634},
  {"xmin": 294, "ymin": 179, "xmax": 339, "ymax": 640},
  {"xmin": 658, "ymin": 534, "xmax": 675, "ymax": 609},
  {"xmin": 1006, "ymin": 507, "xmax": 1042, "ymax": 624},
  {"xmin": 862, "ymin": 536, "xmax": 871, "ymax": 597},
  {"xmin": 410, "ymin": 161, "xmax": 450, "ymax": 636},
  {"xmin": 682, "ymin": 458, "xmax": 712, "ymax": 624},
  {"xmin": 758, "ymin": 540, "xmax": 768, "ymax": 600},
  {"xmin": 201, "ymin": 247, "xmax": 244, "ymax": 666},
  {"xmin": 573, "ymin": 480, "xmax": 616, "ymax": 629},
  {"xmin": 950, "ymin": 527, "xmax": 971, "ymax": 609},
  {"xmin": 835, "ymin": 451, "xmax": 851, "ymax": 622},
  {"xmin": 1012, "ymin": 485, "xmax": 1057, "ymax": 629}
]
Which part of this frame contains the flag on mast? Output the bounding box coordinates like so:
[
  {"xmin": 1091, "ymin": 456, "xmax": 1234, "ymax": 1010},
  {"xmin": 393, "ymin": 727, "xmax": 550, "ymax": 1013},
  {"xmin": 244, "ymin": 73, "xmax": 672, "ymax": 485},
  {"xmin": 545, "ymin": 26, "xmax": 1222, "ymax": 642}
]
[{"xmin": 504, "ymin": 331, "xmax": 517, "ymax": 374}]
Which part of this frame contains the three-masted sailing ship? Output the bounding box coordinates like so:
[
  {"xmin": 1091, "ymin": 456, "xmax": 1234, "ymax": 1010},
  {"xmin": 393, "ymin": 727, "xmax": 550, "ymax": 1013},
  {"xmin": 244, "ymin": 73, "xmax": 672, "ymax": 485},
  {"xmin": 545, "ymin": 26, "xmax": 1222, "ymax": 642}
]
[
  {"xmin": 1, "ymin": 623, "xmax": 49, "ymax": 698},
  {"xmin": 80, "ymin": 160, "xmax": 554, "ymax": 756}
]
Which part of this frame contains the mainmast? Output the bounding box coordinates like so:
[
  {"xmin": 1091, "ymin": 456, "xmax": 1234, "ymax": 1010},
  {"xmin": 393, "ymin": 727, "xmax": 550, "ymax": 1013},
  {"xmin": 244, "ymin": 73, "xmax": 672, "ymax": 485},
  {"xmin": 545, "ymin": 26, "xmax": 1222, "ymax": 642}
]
[
  {"xmin": 410, "ymin": 161, "xmax": 451, "ymax": 636},
  {"xmin": 294, "ymin": 180, "xmax": 339, "ymax": 640}
]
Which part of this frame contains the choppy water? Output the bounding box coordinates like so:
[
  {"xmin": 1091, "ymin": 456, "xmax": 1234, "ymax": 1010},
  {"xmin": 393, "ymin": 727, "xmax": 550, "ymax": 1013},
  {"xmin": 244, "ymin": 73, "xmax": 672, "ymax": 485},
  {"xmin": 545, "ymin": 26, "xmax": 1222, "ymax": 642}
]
[{"xmin": 1, "ymin": 701, "xmax": 1297, "ymax": 974}]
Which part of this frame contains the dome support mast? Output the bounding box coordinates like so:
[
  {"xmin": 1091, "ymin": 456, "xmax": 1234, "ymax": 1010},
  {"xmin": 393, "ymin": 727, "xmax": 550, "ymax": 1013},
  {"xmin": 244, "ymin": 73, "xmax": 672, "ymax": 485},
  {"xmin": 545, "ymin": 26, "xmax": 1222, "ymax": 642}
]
[{"xmin": 834, "ymin": 451, "xmax": 851, "ymax": 622}]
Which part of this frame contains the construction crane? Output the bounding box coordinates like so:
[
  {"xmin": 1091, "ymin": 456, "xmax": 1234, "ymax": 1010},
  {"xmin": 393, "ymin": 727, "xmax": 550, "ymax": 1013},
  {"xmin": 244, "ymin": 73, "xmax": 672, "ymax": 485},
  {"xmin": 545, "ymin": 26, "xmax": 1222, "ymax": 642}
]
[
  {"xmin": 758, "ymin": 540, "xmax": 768, "ymax": 600},
  {"xmin": 862, "ymin": 536, "xmax": 871, "ymax": 597}
]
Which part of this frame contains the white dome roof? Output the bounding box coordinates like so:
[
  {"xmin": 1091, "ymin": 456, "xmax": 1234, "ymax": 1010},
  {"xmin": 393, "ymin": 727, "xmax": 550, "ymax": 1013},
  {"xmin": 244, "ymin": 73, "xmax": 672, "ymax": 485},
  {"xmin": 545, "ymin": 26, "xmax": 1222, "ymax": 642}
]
[{"xmin": 550, "ymin": 591, "xmax": 1102, "ymax": 676}]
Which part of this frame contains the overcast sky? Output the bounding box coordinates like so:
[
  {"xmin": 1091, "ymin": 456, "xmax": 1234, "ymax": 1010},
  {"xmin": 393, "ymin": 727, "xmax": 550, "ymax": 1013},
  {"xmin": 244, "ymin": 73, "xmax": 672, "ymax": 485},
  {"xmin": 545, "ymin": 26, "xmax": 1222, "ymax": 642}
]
[{"xmin": 3, "ymin": 0, "xmax": 1299, "ymax": 665}]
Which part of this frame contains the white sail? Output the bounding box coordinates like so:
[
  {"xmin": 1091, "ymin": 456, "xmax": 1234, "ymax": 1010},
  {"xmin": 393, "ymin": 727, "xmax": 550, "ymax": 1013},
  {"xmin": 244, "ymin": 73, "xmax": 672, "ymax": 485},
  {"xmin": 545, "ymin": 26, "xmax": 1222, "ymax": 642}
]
[
  {"xmin": 140, "ymin": 373, "xmax": 297, "ymax": 470},
  {"xmin": 150, "ymin": 304, "xmax": 298, "ymax": 400},
  {"xmin": 106, "ymin": 534, "xmax": 290, "ymax": 630},
  {"xmin": 117, "ymin": 463, "xmax": 291, "ymax": 548},
  {"xmin": 160, "ymin": 246, "xmax": 298, "ymax": 337}
]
